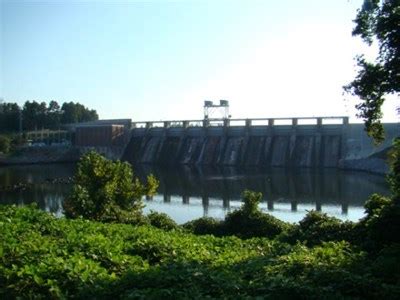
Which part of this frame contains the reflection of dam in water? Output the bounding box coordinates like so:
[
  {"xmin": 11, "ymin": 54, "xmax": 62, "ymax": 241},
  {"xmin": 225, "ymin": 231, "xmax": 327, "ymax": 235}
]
[
  {"xmin": 135, "ymin": 165, "xmax": 389, "ymax": 221},
  {"xmin": 0, "ymin": 163, "xmax": 390, "ymax": 223}
]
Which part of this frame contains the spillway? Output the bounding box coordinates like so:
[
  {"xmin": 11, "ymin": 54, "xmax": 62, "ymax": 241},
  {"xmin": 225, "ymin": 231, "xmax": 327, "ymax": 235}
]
[{"xmin": 122, "ymin": 117, "xmax": 399, "ymax": 172}]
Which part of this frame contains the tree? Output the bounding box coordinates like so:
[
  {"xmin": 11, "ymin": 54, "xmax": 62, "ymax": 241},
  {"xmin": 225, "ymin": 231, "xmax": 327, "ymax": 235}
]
[
  {"xmin": 46, "ymin": 100, "xmax": 62, "ymax": 129},
  {"xmin": 22, "ymin": 101, "xmax": 42, "ymax": 131},
  {"xmin": 344, "ymin": 0, "xmax": 399, "ymax": 144},
  {"xmin": 63, "ymin": 151, "xmax": 159, "ymax": 222},
  {"xmin": 61, "ymin": 102, "xmax": 98, "ymax": 124},
  {"xmin": 0, "ymin": 102, "xmax": 20, "ymax": 132},
  {"xmin": 0, "ymin": 135, "xmax": 11, "ymax": 154}
]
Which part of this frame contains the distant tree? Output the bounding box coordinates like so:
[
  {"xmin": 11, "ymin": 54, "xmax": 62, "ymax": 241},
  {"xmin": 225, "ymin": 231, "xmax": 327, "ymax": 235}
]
[
  {"xmin": 61, "ymin": 102, "xmax": 98, "ymax": 124},
  {"xmin": 37, "ymin": 101, "xmax": 48, "ymax": 129},
  {"xmin": 46, "ymin": 100, "xmax": 62, "ymax": 129},
  {"xmin": 22, "ymin": 101, "xmax": 41, "ymax": 131},
  {"xmin": 0, "ymin": 102, "xmax": 20, "ymax": 132},
  {"xmin": 345, "ymin": 0, "xmax": 400, "ymax": 143},
  {"xmin": 63, "ymin": 151, "xmax": 159, "ymax": 223},
  {"xmin": 1, "ymin": 100, "xmax": 98, "ymax": 132}
]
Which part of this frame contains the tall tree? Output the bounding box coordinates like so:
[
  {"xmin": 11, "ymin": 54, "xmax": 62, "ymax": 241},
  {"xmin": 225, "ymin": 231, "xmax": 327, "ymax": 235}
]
[
  {"xmin": 0, "ymin": 102, "xmax": 20, "ymax": 132},
  {"xmin": 46, "ymin": 100, "xmax": 62, "ymax": 129},
  {"xmin": 345, "ymin": 0, "xmax": 400, "ymax": 144},
  {"xmin": 61, "ymin": 102, "xmax": 98, "ymax": 124},
  {"xmin": 22, "ymin": 101, "xmax": 42, "ymax": 131}
]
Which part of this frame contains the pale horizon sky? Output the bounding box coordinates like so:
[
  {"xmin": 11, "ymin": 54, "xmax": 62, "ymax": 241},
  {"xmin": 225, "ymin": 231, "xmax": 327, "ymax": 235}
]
[{"xmin": 1, "ymin": 0, "xmax": 399, "ymax": 122}]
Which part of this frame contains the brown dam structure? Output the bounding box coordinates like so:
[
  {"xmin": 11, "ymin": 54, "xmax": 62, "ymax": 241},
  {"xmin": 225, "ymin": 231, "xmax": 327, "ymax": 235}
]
[{"xmin": 121, "ymin": 117, "xmax": 400, "ymax": 174}]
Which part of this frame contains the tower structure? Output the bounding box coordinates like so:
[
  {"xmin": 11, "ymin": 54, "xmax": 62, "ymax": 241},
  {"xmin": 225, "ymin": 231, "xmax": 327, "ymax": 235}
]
[{"xmin": 203, "ymin": 100, "xmax": 230, "ymax": 120}]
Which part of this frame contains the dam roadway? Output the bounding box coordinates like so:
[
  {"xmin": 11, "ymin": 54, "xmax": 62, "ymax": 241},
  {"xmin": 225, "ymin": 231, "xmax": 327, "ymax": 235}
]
[{"xmin": 122, "ymin": 117, "xmax": 400, "ymax": 173}]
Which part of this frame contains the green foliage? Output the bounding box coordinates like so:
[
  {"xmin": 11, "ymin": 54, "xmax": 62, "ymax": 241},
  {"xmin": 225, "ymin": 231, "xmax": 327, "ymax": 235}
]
[
  {"xmin": 280, "ymin": 210, "xmax": 356, "ymax": 247},
  {"xmin": 184, "ymin": 191, "xmax": 288, "ymax": 239},
  {"xmin": 355, "ymin": 139, "xmax": 400, "ymax": 251},
  {"xmin": 388, "ymin": 138, "xmax": 400, "ymax": 204},
  {"xmin": 0, "ymin": 135, "xmax": 11, "ymax": 154},
  {"xmin": 182, "ymin": 217, "xmax": 225, "ymax": 236},
  {"xmin": 345, "ymin": 0, "xmax": 400, "ymax": 143},
  {"xmin": 371, "ymin": 243, "xmax": 400, "ymax": 283},
  {"xmin": 2, "ymin": 205, "xmax": 400, "ymax": 299},
  {"xmin": 60, "ymin": 101, "xmax": 98, "ymax": 125},
  {"xmin": 63, "ymin": 151, "xmax": 159, "ymax": 223},
  {"xmin": 223, "ymin": 190, "xmax": 288, "ymax": 239},
  {"xmin": 363, "ymin": 193, "xmax": 392, "ymax": 218},
  {"xmin": 146, "ymin": 210, "xmax": 178, "ymax": 231},
  {"xmin": 0, "ymin": 102, "xmax": 20, "ymax": 132},
  {"xmin": 351, "ymin": 193, "xmax": 400, "ymax": 254},
  {"xmin": 0, "ymin": 100, "xmax": 98, "ymax": 133}
]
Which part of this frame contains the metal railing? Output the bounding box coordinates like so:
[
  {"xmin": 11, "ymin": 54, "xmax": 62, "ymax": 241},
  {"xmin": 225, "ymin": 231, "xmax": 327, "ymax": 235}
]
[{"xmin": 131, "ymin": 116, "xmax": 350, "ymax": 129}]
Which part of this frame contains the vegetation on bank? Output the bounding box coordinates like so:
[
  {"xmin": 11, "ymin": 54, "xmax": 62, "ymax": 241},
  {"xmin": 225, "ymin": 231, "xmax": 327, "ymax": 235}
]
[
  {"xmin": 0, "ymin": 100, "xmax": 98, "ymax": 156},
  {"xmin": 1, "ymin": 196, "xmax": 400, "ymax": 299},
  {"xmin": 0, "ymin": 134, "xmax": 26, "ymax": 155}
]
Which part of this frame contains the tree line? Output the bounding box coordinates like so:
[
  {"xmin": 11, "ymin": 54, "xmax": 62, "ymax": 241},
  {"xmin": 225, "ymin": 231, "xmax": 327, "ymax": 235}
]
[{"xmin": 0, "ymin": 100, "xmax": 98, "ymax": 132}]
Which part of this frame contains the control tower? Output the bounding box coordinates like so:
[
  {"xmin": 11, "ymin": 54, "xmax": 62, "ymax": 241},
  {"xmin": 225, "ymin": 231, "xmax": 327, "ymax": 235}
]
[{"xmin": 203, "ymin": 100, "xmax": 230, "ymax": 120}]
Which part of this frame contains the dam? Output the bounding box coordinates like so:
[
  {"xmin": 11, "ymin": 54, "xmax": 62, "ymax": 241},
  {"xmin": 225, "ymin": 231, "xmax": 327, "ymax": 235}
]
[{"xmin": 122, "ymin": 116, "xmax": 400, "ymax": 173}]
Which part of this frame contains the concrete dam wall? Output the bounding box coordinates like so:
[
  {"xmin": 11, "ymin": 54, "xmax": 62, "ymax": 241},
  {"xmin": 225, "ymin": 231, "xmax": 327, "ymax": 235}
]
[{"xmin": 122, "ymin": 118, "xmax": 400, "ymax": 172}]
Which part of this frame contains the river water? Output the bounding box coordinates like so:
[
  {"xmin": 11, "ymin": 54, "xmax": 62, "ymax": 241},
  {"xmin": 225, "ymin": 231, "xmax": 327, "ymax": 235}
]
[{"xmin": 0, "ymin": 163, "xmax": 390, "ymax": 224}]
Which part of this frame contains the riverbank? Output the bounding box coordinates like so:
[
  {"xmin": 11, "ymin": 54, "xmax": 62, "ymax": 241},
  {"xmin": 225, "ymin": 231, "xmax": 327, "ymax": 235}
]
[{"xmin": 0, "ymin": 146, "xmax": 80, "ymax": 166}]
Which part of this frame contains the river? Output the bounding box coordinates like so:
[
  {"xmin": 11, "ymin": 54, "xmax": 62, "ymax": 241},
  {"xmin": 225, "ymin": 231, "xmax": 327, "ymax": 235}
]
[{"xmin": 0, "ymin": 163, "xmax": 390, "ymax": 224}]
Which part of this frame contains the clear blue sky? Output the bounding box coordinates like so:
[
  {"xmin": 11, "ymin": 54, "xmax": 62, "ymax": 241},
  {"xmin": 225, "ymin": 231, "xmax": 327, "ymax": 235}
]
[{"xmin": 0, "ymin": 0, "xmax": 398, "ymax": 122}]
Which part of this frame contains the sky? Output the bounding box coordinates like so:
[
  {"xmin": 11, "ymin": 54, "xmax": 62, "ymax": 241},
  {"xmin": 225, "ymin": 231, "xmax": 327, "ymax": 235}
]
[{"xmin": 0, "ymin": 0, "xmax": 398, "ymax": 122}]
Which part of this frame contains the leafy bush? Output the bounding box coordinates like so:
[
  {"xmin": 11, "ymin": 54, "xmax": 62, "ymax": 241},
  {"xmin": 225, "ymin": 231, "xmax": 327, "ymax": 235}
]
[
  {"xmin": 280, "ymin": 210, "xmax": 356, "ymax": 246},
  {"xmin": 63, "ymin": 151, "xmax": 159, "ymax": 223},
  {"xmin": 146, "ymin": 210, "xmax": 178, "ymax": 231},
  {"xmin": 182, "ymin": 217, "xmax": 224, "ymax": 236},
  {"xmin": 360, "ymin": 197, "xmax": 400, "ymax": 251},
  {"xmin": 2, "ymin": 205, "xmax": 400, "ymax": 299},
  {"xmin": 371, "ymin": 243, "xmax": 400, "ymax": 283},
  {"xmin": 223, "ymin": 190, "xmax": 288, "ymax": 239},
  {"xmin": 184, "ymin": 191, "xmax": 288, "ymax": 239},
  {"xmin": 388, "ymin": 137, "xmax": 400, "ymax": 204},
  {"xmin": 363, "ymin": 193, "xmax": 392, "ymax": 218},
  {"xmin": 0, "ymin": 135, "xmax": 11, "ymax": 154}
]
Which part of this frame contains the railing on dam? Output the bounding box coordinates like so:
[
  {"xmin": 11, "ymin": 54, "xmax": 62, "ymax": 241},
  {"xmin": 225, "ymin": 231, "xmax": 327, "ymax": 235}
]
[{"xmin": 131, "ymin": 116, "xmax": 350, "ymax": 129}]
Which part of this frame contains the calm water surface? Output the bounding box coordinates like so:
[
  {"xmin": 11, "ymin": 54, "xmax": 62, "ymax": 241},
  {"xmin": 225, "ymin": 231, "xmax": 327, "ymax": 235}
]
[{"xmin": 0, "ymin": 163, "xmax": 390, "ymax": 224}]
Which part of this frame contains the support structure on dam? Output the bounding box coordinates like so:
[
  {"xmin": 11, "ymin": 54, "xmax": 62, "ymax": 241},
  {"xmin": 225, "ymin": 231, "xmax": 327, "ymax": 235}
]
[{"xmin": 122, "ymin": 116, "xmax": 400, "ymax": 172}]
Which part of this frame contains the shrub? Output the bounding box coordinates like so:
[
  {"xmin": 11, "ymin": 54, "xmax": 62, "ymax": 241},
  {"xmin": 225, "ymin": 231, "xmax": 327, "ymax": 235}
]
[
  {"xmin": 280, "ymin": 210, "xmax": 355, "ymax": 246},
  {"xmin": 147, "ymin": 210, "xmax": 178, "ymax": 231},
  {"xmin": 0, "ymin": 135, "xmax": 11, "ymax": 154},
  {"xmin": 371, "ymin": 244, "xmax": 400, "ymax": 283},
  {"xmin": 183, "ymin": 217, "xmax": 224, "ymax": 236},
  {"xmin": 363, "ymin": 193, "xmax": 392, "ymax": 218},
  {"xmin": 387, "ymin": 137, "xmax": 400, "ymax": 204},
  {"xmin": 224, "ymin": 190, "xmax": 288, "ymax": 239},
  {"xmin": 63, "ymin": 151, "xmax": 159, "ymax": 223},
  {"xmin": 351, "ymin": 193, "xmax": 400, "ymax": 252}
]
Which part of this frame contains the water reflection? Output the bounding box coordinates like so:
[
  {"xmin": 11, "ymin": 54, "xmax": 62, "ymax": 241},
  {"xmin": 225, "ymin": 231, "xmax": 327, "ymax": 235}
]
[
  {"xmin": 0, "ymin": 163, "xmax": 390, "ymax": 223},
  {"xmin": 0, "ymin": 164, "xmax": 75, "ymax": 216},
  {"xmin": 135, "ymin": 165, "xmax": 389, "ymax": 223}
]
